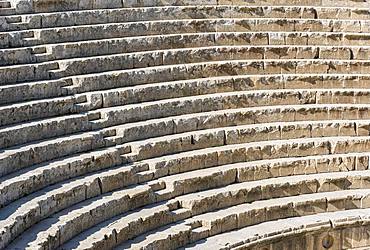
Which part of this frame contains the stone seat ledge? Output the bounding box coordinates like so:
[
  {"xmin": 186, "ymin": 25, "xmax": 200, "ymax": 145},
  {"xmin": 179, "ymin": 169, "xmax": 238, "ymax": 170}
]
[
  {"xmin": 6, "ymin": 168, "xmax": 370, "ymax": 249},
  {"xmin": 2, "ymin": 45, "xmax": 370, "ymax": 85},
  {"xmin": 185, "ymin": 208, "xmax": 370, "ymax": 250},
  {"xmin": 4, "ymin": 5, "xmax": 370, "ymax": 32},
  {"xmin": 0, "ymin": 118, "xmax": 366, "ymax": 206},
  {"xmin": 2, "ymin": 135, "xmax": 370, "ymax": 248},
  {"xmin": 115, "ymin": 191, "xmax": 370, "ymax": 250},
  {"xmin": 2, "ymin": 85, "xmax": 370, "ymax": 128},
  {"xmin": 1, "ymin": 1, "xmax": 370, "ymax": 248},
  {"xmin": 8, "ymin": 0, "xmax": 370, "ymax": 15},
  {"xmin": 1, "ymin": 43, "xmax": 370, "ymax": 68},
  {"xmin": 1, "ymin": 103, "xmax": 369, "ymax": 152},
  {"xmin": 2, "ymin": 17, "xmax": 370, "ymax": 49},
  {"xmin": 2, "ymin": 72, "xmax": 370, "ymax": 107},
  {"xmin": 5, "ymin": 58, "xmax": 370, "ymax": 90},
  {"xmin": 0, "ymin": 87, "xmax": 368, "ymax": 163},
  {"xmin": 3, "ymin": 31, "xmax": 370, "ymax": 66},
  {"xmin": 1, "ymin": 146, "xmax": 366, "ymax": 210},
  {"xmin": 27, "ymin": 59, "xmax": 370, "ymax": 95},
  {"xmin": 2, "ymin": 134, "xmax": 370, "ymax": 247}
]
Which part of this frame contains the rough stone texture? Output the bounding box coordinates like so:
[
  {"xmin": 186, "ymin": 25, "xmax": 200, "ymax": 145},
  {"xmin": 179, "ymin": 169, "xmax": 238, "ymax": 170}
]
[{"xmin": 1, "ymin": 0, "xmax": 370, "ymax": 249}]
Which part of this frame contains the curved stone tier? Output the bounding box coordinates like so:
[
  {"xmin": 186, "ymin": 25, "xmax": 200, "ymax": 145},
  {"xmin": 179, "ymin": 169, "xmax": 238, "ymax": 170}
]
[{"xmin": 1, "ymin": 0, "xmax": 370, "ymax": 249}]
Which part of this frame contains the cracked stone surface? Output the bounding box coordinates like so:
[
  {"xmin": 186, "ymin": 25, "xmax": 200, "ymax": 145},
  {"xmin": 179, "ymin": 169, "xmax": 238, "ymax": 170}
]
[{"xmin": 1, "ymin": 0, "xmax": 370, "ymax": 249}]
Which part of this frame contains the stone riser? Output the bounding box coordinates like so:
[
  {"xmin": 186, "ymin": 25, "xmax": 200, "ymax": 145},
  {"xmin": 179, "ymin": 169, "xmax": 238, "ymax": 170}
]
[
  {"xmin": 1, "ymin": 1, "xmax": 370, "ymax": 249},
  {"xmin": 1, "ymin": 18, "xmax": 369, "ymax": 49},
  {"xmin": 5, "ymin": 0, "xmax": 370, "ymax": 15},
  {"xmin": 1, "ymin": 71, "xmax": 369, "ymax": 106},
  {"xmin": 1, "ymin": 102, "xmax": 369, "ymax": 165},
  {"xmin": 56, "ymin": 60, "xmax": 370, "ymax": 101},
  {"xmin": 0, "ymin": 118, "xmax": 367, "ymax": 206},
  {"xmin": 4, "ymin": 58, "xmax": 370, "ymax": 91},
  {"xmin": 2, "ymin": 5, "xmax": 370, "ymax": 32},
  {"xmin": 1, "ymin": 106, "xmax": 369, "ymax": 208},
  {"xmin": 187, "ymin": 209, "xmax": 370, "ymax": 250},
  {"xmin": 116, "ymin": 189, "xmax": 370, "ymax": 250},
  {"xmin": 3, "ymin": 32, "xmax": 370, "ymax": 67},
  {"xmin": 2, "ymin": 88, "xmax": 370, "ymax": 173},
  {"xmin": 2, "ymin": 59, "xmax": 370, "ymax": 124},
  {"xmin": 3, "ymin": 135, "xmax": 370, "ymax": 249},
  {"xmin": 2, "ymin": 68, "xmax": 370, "ymax": 125},
  {"xmin": 10, "ymin": 170, "xmax": 370, "ymax": 249},
  {"xmin": 3, "ymin": 45, "xmax": 370, "ymax": 85},
  {"xmin": 3, "ymin": 57, "xmax": 370, "ymax": 120}
]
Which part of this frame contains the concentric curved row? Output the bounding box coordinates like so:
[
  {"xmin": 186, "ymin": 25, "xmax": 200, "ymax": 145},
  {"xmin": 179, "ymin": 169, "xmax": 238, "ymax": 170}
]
[{"xmin": 1, "ymin": 1, "xmax": 370, "ymax": 249}]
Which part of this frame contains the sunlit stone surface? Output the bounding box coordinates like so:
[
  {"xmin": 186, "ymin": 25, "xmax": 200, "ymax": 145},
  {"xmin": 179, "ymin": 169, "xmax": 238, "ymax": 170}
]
[{"xmin": 1, "ymin": 0, "xmax": 370, "ymax": 249}]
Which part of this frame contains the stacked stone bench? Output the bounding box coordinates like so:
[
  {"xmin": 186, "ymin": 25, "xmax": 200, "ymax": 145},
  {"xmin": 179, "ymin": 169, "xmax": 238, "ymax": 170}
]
[{"xmin": 1, "ymin": 0, "xmax": 370, "ymax": 249}]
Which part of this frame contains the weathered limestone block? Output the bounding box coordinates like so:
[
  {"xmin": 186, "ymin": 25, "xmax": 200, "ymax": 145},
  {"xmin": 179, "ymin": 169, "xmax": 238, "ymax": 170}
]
[{"xmin": 3, "ymin": 0, "xmax": 370, "ymax": 249}]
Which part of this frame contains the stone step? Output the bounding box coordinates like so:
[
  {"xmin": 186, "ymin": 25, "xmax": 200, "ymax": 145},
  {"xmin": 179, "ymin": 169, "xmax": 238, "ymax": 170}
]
[
  {"xmin": 1, "ymin": 103, "xmax": 369, "ymax": 152},
  {"xmin": 141, "ymin": 135, "xmax": 370, "ymax": 180},
  {"xmin": 0, "ymin": 15, "xmax": 25, "ymax": 31},
  {"xmin": 185, "ymin": 209, "xmax": 370, "ymax": 249},
  {"xmin": 44, "ymin": 60, "xmax": 370, "ymax": 97},
  {"xmin": 0, "ymin": 143, "xmax": 132, "ymax": 208},
  {"xmin": 0, "ymin": 143, "xmax": 366, "ymax": 215},
  {"xmin": 2, "ymin": 45, "xmax": 370, "ymax": 84},
  {"xmin": 0, "ymin": 71, "xmax": 369, "ymax": 113},
  {"xmin": 13, "ymin": 169, "xmax": 370, "ymax": 249},
  {"xmin": 19, "ymin": 0, "xmax": 370, "ymax": 14},
  {"xmin": 176, "ymin": 170, "xmax": 370, "ymax": 213},
  {"xmin": 2, "ymin": 86, "xmax": 369, "ymax": 145},
  {"xmin": 1, "ymin": 5, "xmax": 370, "ymax": 32},
  {"xmin": 2, "ymin": 85, "xmax": 368, "ymax": 128},
  {"xmin": 94, "ymin": 89, "xmax": 370, "ymax": 131},
  {"xmin": 62, "ymin": 200, "xmax": 189, "ymax": 250},
  {"xmin": 5, "ymin": 164, "xmax": 368, "ymax": 249},
  {"xmin": 0, "ymin": 77, "xmax": 72, "ymax": 105},
  {"xmin": 1, "ymin": 71, "xmax": 369, "ymax": 109},
  {"xmin": 4, "ymin": 15, "xmax": 22, "ymax": 23},
  {"xmin": 232, "ymin": 0, "xmax": 370, "ymax": 7},
  {"xmin": 2, "ymin": 1, "xmax": 370, "ymax": 249},
  {"xmin": 0, "ymin": 127, "xmax": 119, "ymax": 177},
  {"xmin": 0, "ymin": 93, "xmax": 98, "ymax": 127},
  {"xmin": 0, "ymin": 86, "xmax": 323, "ymax": 126},
  {"xmin": 1, "ymin": 18, "xmax": 369, "ymax": 49},
  {"xmin": 5, "ymin": 101, "xmax": 369, "ymax": 171},
  {"xmin": 59, "ymin": 153, "xmax": 368, "ymax": 249},
  {"xmin": 116, "ymin": 189, "xmax": 370, "ymax": 250},
  {"xmin": 0, "ymin": 111, "xmax": 106, "ymax": 154},
  {"xmin": 3, "ymin": 61, "xmax": 370, "ymax": 123},
  {"xmin": 3, "ymin": 31, "xmax": 370, "ymax": 67},
  {"xmin": 0, "ymin": 59, "xmax": 367, "ymax": 107},
  {"xmin": 128, "ymin": 118, "xmax": 362, "ymax": 161},
  {"xmin": 0, "ymin": 169, "xmax": 154, "ymax": 250},
  {"xmin": 0, "ymin": 119, "xmax": 366, "ymax": 206},
  {"xmin": 2, "ymin": 136, "xmax": 370, "ymax": 249}
]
